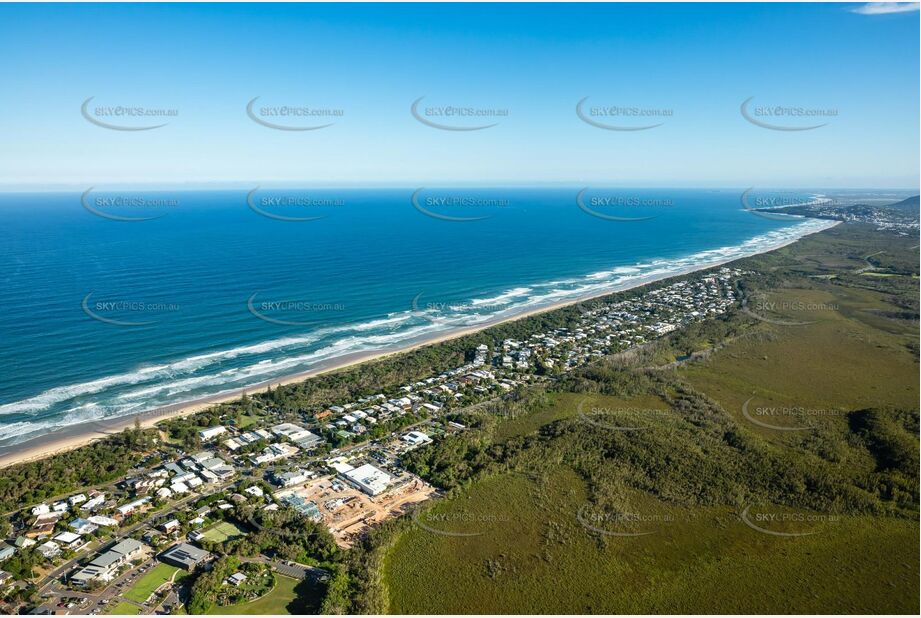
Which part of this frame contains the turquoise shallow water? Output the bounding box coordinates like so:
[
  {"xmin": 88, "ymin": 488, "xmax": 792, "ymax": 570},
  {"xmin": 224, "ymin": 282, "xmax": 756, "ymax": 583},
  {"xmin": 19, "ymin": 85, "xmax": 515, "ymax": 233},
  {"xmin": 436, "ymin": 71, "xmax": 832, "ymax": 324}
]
[{"xmin": 0, "ymin": 187, "xmax": 830, "ymax": 447}]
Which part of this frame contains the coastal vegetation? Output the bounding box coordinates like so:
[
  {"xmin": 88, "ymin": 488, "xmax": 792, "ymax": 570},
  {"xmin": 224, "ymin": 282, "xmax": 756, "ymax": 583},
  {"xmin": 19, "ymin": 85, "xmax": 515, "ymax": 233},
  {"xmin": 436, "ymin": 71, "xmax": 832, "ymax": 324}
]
[
  {"xmin": 325, "ymin": 223, "xmax": 919, "ymax": 614},
  {"xmin": 0, "ymin": 424, "xmax": 157, "ymax": 513},
  {"xmin": 1, "ymin": 223, "xmax": 916, "ymax": 615}
]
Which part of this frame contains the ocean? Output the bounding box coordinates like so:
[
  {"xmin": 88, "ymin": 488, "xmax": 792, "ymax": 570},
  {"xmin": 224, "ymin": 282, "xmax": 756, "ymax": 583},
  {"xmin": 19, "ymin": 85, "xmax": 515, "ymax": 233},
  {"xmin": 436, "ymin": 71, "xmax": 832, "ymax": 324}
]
[{"xmin": 0, "ymin": 187, "xmax": 834, "ymax": 450}]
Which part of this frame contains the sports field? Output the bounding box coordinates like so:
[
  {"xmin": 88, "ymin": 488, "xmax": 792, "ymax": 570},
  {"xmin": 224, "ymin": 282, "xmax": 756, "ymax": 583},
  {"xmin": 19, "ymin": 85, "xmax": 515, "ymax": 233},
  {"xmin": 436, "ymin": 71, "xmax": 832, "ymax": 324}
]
[{"xmin": 200, "ymin": 521, "xmax": 247, "ymax": 543}]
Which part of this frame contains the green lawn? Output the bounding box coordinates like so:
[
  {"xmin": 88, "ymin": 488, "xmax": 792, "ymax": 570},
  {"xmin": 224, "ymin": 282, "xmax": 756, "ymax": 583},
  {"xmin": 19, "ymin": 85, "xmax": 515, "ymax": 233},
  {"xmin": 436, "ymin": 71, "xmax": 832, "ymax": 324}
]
[
  {"xmin": 384, "ymin": 469, "xmax": 918, "ymax": 614},
  {"xmin": 200, "ymin": 521, "xmax": 247, "ymax": 543},
  {"xmin": 236, "ymin": 414, "xmax": 260, "ymax": 429},
  {"xmin": 122, "ymin": 563, "xmax": 180, "ymax": 603},
  {"xmin": 108, "ymin": 601, "xmax": 140, "ymax": 615},
  {"xmin": 206, "ymin": 574, "xmax": 309, "ymax": 615}
]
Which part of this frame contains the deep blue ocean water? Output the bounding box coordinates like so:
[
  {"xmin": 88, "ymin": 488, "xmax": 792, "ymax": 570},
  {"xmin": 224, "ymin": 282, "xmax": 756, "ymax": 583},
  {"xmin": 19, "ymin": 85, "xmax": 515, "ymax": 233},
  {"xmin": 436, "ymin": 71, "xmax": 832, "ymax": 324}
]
[{"xmin": 0, "ymin": 187, "xmax": 832, "ymax": 447}]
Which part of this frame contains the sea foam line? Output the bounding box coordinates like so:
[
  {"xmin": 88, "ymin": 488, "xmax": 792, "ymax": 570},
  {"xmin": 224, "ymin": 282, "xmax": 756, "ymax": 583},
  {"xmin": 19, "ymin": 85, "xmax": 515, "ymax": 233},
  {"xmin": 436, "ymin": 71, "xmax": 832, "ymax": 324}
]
[{"xmin": 0, "ymin": 218, "xmax": 836, "ymax": 444}]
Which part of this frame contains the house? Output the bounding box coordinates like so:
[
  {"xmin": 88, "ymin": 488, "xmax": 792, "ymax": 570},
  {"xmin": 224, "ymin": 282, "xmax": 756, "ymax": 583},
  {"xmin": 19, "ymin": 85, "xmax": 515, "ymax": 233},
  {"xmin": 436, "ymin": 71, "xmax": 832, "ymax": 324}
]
[
  {"xmin": 271, "ymin": 470, "xmax": 310, "ymax": 488},
  {"xmin": 161, "ymin": 519, "xmax": 180, "ymax": 533},
  {"xmin": 0, "ymin": 544, "xmax": 15, "ymax": 562},
  {"xmin": 68, "ymin": 494, "xmax": 87, "ymax": 507},
  {"xmin": 198, "ymin": 426, "xmax": 227, "ymax": 441},
  {"xmin": 87, "ymin": 515, "xmax": 119, "ymax": 528},
  {"xmin": 53, "ymin": 532, "xmax": 84, "ymax": 551},
  {"xmin": 30, "ymin": 504, "xmax": 50, "ymax": 517},
  {"xmin": 159, "ymin": 543, "xmax": 212, "ymax": 570},
  {"xmin": 116, "ymin": 497, "xmax": 150, "ymax": 517},
  {"xmin": 227, "ymin": 572, "xmax": 247, "ymax": 586},
  {"xmin": 402, "ymin": 430, "xmax": 432, "ymax": 447},
  {"xmin": 37, "ymin": 541, "xmax": 60, "ymax": 559},
  {"xmin": 244, "ymin": 485, "xmax": 264, "ymax": 498},
  {"xmin": 80, "ymin": 493, "xmax": 106, "ymax": 512},
  {"xmin": 68, "ymin": 518, "xmax": 99, "ymax": 535}
]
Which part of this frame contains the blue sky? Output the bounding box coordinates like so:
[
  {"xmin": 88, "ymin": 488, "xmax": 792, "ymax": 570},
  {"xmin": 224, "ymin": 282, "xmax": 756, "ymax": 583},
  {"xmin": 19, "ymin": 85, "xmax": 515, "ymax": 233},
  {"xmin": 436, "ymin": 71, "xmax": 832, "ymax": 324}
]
[{"xmin": 0, "ymin": 2, "xmax": 918, "ymax": 189}]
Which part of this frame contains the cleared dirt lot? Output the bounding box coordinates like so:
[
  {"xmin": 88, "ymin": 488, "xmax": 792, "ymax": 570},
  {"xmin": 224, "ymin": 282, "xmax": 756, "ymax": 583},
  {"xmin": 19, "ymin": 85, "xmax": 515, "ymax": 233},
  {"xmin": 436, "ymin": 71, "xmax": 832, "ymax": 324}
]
[{"xmin": 276, "ymin": 473, "xmax": 437, "ymax": 547}]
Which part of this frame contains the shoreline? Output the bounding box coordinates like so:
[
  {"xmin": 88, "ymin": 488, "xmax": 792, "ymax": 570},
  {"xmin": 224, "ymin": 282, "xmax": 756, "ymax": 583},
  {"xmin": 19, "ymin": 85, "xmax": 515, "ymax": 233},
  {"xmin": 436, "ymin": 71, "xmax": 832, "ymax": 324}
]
[{"xmin": 0, "ymin": 219, "xmax": 839, "ymax": 469}]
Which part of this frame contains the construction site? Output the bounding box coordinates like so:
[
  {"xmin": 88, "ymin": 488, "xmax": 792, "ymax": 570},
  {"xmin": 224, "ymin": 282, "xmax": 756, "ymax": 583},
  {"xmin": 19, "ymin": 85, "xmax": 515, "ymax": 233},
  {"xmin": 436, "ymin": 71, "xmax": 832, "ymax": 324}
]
[{"xmin": 275, "ymin": 471, "xmax": 438, "ymax": 547}]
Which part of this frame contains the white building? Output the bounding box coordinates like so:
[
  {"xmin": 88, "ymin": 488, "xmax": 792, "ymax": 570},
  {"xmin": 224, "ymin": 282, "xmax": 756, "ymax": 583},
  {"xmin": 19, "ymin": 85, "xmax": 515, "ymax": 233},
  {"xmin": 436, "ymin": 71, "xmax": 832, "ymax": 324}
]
[
  {"xmin": 198, "ymin": 426, "xmax": 227, "ymax": 441},
  {"xmin": 341, "ymin": 463, "xmax": 393, "ymax": 496}
]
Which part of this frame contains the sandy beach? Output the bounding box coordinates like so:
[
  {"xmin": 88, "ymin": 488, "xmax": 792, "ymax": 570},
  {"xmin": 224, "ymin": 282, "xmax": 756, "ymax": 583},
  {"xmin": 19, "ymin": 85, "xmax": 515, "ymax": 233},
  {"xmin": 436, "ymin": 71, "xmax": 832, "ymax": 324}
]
[{"xmin": 0, "ymin": 220, "xmax": 839, "ymax": 469}]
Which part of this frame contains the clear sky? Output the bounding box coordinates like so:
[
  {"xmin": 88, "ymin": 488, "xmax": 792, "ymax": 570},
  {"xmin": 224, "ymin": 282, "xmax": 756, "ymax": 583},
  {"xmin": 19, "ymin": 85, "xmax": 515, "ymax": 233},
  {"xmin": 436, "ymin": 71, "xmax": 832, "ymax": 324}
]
[{"xmin": 0, "ymin": 2, "xmax": 918, "ymax": 189}]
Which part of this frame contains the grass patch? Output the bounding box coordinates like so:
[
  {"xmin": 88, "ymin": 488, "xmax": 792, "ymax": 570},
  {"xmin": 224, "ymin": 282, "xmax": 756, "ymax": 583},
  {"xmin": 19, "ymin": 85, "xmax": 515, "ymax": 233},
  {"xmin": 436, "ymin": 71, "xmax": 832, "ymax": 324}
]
[
  {"xmin": 680, "ymin": 284, "xmax": 918, "ymax": 443},
  {"xmin": 494, "ymin": 392, "xmax": 671, "ymax": 442},
  {"xmin": 108, "ymin": 602, "xmax": 140, "ymax": 615},
  {"xmin": 122, "ymin": 563, "xmax": 180, "ymax": 603},
  {"xmin": 200, "ymin": 521, "xmax": 247, "ymax": 544},
  {"xmin": 205, "ymin": 574, "xmax": 311, "ymax": 615},
  {"xmin": 383, "ymin": 469, "xmax": 918, "ymax": 613}
]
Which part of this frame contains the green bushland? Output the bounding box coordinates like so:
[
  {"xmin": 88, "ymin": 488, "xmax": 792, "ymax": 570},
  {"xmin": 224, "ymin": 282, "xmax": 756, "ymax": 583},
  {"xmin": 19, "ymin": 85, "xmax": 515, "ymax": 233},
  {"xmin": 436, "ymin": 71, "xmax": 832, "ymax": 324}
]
[
  {"xmin": 0, "ymin": 425, "xmax": 157, "ymax": 513},
  {"xmin": 383, "ymin": 469, "xmax": 917, "ymax": 614},
  {"xmin": 331, "ymin": 223, "xmax": 918, "ymax": 614}
]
